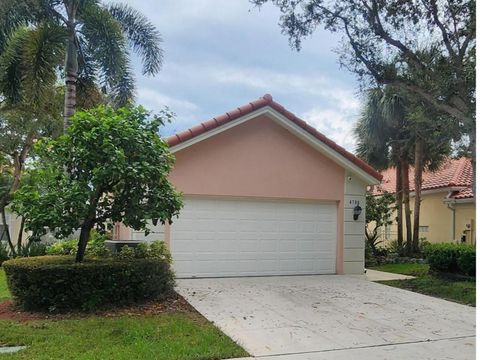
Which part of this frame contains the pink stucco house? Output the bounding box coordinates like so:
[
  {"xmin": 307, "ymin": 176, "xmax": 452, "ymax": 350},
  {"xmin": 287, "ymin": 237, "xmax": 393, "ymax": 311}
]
[{"xmin": 115, "ymin": 94, "xmax": 382, "ymax": 277}]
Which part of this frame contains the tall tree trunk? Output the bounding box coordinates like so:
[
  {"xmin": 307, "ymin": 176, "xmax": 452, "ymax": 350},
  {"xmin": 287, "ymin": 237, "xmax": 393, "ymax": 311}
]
[
  {"xmin": 16, "ymin": 216, "xmax": 25, "ymax": 255},
  {"xmin": 76, "ymin": 218, "xmax": 94, "ymax": 262},
  {"xmin": 63, "ymin": 1, "xmax": 79, "ymax": 129},
  {"xmin": 402, "ymin": 159, "xmax": 413, "ymax": 255},
  {"xmin": 1, "ymin": 208, "xmax": 15, "ymax": 255},
  {"xmin": 395, "ymin": 162, "xmax": 403, "ymax": 248},
  {"xmin": 413, "ymin": 140, "xmax": 423, "ymax": 253}
]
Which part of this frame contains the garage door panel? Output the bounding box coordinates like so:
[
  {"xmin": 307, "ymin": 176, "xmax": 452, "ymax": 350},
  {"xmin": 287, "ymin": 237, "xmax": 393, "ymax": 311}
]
[{"xmin": 171, "ymin": 197, "xmax": 337, "ymax": 277}]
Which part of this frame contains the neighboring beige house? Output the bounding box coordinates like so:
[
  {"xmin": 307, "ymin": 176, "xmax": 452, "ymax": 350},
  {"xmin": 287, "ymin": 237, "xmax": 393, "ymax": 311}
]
[{"xmin": 373, "ymin": 157, "xmax": 475, "ymax": 245}]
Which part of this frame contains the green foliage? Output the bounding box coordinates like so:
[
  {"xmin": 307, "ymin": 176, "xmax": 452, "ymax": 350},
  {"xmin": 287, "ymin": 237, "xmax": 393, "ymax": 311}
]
[
  {"xmin": 425, "ymin": 243, "xmax": 475, "ymax": 276},
  {"xmin": 46, "ymin": 239, "xmax": 78, "ymax": 256},
  {"xmin": 115, "ymin": 245, "xmax": 136, "ymax": 260},
  {"xmin": 457, "ymin": 246, "xmax": 476, "ymax": 276},
  {"xmin": 0, "ymin": 242, "xmax": 10, "ymax": 265},
  {"xmin": 16, "ymin": 242, "xmax": 47, "ymax": 257},
  {"xmin": 12, "ymin": 106, "xmax": 182, "ymax": 261},
  {"xmin": 114, "ymin": 241, "xmax": 172, "ymax": 263},
  {"xmin": 86, "ymin": 231, "xmax": 109, "ymax": 257},
  {"xmin": 0, "ymin": 0, "xmax": 163, "ymax": 108},
  {"xmin": 3, "ymin": 255, "xmax": 175, "ymax": 312},
  {"xmin": 365, "ymin": 192, "xmax": 395, "ymax": 255}
]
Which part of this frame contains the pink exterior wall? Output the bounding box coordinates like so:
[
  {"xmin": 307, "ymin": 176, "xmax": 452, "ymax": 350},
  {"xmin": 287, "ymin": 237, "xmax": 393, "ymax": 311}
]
[
  {"xmin": 169, "ymin": 115, "xmax": 346, "ymax": 272},
  {"xmin": 170, "ymin": 115, "xmax": 345, "ymax": 201}
]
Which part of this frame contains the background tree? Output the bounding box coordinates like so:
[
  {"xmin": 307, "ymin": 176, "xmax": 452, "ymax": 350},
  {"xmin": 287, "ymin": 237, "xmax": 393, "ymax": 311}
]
[
  {"xmin": 0, "ymin": 85, "xmax": 63, "ymax": 256},
  {"xmin": 365, "ymin": 191, "xmax": 395, "ymax": 255},
  {"xmin": 0, "ymin": 0, "xmax": 163, "ymax": 127},
  {"xmin": 407, "ymin": 108, "xmax": 455, "ymax": 252},
  {"xmin": 252, "ymin": 0, "xmax": 475, "ymax": 185},
  {"xmin": 355, "ymin": 88, "xmax": 411, "ymax": 251},
  {"xmin": 12, "ymin": 106, "xmax": 183, "ymax": 262},
  {"xmin": 356, "ymin": 88, "xmax": 454, "ymax": 254}
]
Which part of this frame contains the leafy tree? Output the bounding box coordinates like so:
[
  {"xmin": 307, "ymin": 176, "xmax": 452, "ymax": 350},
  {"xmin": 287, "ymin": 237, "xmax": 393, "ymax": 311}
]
[
  {"xmin": 0, "ymin": 0, "xmax": 163, "ymax": 127},
  {"xmin": 0, "ymin": 88, "xmax": 63, "ymax": 254},
  {"xmin": 12, "ymin": 106, "xmax": 183, "ymax": 262},
  {"xmin": 365, "ymin": 192, "xmax": 395, "ymax": 255},
  {"xmin": 252, "ymin": 0, "xmax": 475, "ymax": 184}
]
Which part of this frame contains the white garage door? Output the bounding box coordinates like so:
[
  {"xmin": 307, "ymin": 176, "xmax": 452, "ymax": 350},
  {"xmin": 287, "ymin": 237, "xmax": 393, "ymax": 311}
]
[{"xmin": 171, "ymin": 197, "xmax": 337, "ymax": 278}]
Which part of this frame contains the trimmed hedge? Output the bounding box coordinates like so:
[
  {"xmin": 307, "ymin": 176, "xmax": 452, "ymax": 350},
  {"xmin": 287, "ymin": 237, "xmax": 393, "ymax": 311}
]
[
  {"xmin": 425, "ymin": 243, "xmax": 475, "ymax": 276},
  {"xmin": 3, "ymin": 256, "xmax": 175, "ymax": 312}
]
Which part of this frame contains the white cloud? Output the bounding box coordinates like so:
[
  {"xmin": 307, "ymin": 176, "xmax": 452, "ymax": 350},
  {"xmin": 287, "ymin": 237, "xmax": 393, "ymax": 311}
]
[
  {"xmin": 137, "ymin": 88, "xmax": 199, "ymax": 112},
  {"xmin": 302, "ymin": 103, "xmax": 361, "ymax": 152}
]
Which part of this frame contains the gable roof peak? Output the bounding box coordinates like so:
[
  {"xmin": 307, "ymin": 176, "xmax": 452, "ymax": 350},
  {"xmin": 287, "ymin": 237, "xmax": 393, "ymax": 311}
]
[{"xmin": 165, "ymin": 94, "xmax": 382, "ymax": 182}]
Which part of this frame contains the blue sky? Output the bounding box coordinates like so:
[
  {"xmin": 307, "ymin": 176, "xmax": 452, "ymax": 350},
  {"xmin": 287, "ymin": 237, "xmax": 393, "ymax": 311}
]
[{"xmin": 122, "ymin": 0, "xmax": 362, "ymax": 151}]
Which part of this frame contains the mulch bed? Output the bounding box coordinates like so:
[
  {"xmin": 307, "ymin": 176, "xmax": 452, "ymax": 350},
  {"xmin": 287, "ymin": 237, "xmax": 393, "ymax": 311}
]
[{"xmin": 0, "ymin": 293, "xmax": 195, "ymax": 323}]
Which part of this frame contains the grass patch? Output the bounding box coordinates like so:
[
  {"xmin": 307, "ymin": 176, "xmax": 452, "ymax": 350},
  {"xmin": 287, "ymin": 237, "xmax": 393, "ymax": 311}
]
[
  {"xmin": 0, "ymin": 268, "xmax": 247, "ymax": 359},
  {"xmin": 0, "ymin": 269, "xmax": 10, "ymax": 301},
  {"xmin": 370, "ymin": 263, "xmax": 475, "ymax": 306},
  {"xmin": 370, "ymin": 263, "xmax": 430, "ymax": 276},
  {"xmin": 0, "ymin": 313, "xmax": 248, "ymax": 360}
]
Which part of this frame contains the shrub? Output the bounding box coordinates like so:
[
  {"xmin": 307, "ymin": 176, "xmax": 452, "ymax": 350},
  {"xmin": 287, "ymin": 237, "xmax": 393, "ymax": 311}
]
[
  {"xmin": 457, "ymin": 245, "xmax": 476, "ymax": 276},
  {"xmin": 0, "ymin": 242, "xmax": 10, "ymax": 265},
  {"xmin": 16, "ymin": 242, "xmax": 47, "ymax": 257},
  {"xmin": 425, "ymin": 243, "xmax": 475, "ymax": 276},
  {"xmin": 3, "ymin": 255, "xmax": 175, "ymax": 312},
  {"xmin": 114, "ymin": 241, "xmax": 172, "ymax": 262},
  {"xmin": 86, "ymin": 231, "xmax": 109, "ymax": 257},
  {"xmin": 46, "ymin": 239, "xmax": 78, "ymax": 256}
]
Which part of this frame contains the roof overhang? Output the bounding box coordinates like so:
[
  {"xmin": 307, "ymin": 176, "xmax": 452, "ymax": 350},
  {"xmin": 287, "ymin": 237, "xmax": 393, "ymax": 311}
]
[{"xmin": 169, "ymin": 106, "xmax": 381, "ymax": 185}]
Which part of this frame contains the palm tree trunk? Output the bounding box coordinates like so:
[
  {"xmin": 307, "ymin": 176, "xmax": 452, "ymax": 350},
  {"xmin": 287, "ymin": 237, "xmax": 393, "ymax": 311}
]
[
  {"xmin": 395, "ymin": 162, "xmax": 403, "ymax": 248},
  {"xmin": 413, "ymin": 140, "xmax": 423, "ymax": 253},
  {"xmin": 63, "ymin": 1, "xmax": 79, "ymax": 129},
  {"xmin": 402, "ymin": 159, "xmax": 413, "ymax": 255}
]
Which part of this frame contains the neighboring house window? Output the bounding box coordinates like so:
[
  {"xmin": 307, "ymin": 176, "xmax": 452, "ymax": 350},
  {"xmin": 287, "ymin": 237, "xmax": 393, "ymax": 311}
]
[{"xmin": 419, "ymin": 226, "xmax": 429, "ymax": 232}]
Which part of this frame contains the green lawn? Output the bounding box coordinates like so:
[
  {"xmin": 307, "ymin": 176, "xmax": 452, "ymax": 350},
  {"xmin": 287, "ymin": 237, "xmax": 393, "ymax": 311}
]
[
  {"xmin": 370, "ymin": 263, "xmax": 430, "ymax": 276},
  {"xmin": 0, "ymin": 268, "xmax": 247, "ymax": 360},
  {"xmin": 0, "ymin": 269, "xmax": 10, "ymax": 301},
  {"xmin": 370, "ymin": 263, "xmax": 475, "ymax": 306}
]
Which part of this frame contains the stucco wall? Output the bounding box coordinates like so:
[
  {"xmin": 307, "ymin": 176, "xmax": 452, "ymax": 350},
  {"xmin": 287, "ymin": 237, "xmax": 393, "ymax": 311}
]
[
  {"xmin": 169, "ymin": 115, "xmax": 345, "ymax": 201},
  {"xmin": 343, "ymin": 174, "xmax": 367, "ymax": 274},
  {"xmin": 374, "ymin": 191, "xmax": 476, "ymax": 245}
]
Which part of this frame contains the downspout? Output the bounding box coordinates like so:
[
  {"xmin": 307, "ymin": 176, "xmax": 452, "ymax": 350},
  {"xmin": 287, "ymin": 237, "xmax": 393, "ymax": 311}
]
[{"xmin": 446, "ymin": 192, "xmax": 456, "ymax": 242}]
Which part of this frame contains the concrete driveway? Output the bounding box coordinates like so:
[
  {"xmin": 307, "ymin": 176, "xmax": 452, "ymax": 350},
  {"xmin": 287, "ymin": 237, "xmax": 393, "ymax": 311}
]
[{"xmin": 176, "ymin": 275, "xmax": 475, "ymax": 360}]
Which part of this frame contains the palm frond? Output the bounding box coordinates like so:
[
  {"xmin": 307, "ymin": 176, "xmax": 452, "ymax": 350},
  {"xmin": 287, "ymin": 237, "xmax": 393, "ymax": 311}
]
[
  {"xmin": 22, "ymin": 22, "xmax": 66, "ymax": 105},
  {"xmin": 109, "ymin": 58, "xmax": 135, "ymax": 108},
  {"xmin": 108, "ymin": 3, "xmax": 163, "ymax": 75},
  {"xmin": 0, "ymin": 27, "xmax": 29, "ymax": 103},
  {"xmin": 0, "ymin": 0, "xmax": 37, "ymax": 53},
  {"xmin": 78, "ymin": 3, "xmax": 128, "ymax": 89}
]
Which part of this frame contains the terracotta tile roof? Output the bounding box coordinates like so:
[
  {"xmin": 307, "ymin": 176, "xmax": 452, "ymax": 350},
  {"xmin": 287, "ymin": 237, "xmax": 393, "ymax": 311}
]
[
  {"xmin": 374, "ymin": 157, "xmax": 473, "ymax": 198},
  {"xmin": 165, "ymin": 94, "xmax": 382, "ymax": 181},
  {"xmin": 448, "ymin": 187, "xmax": 474, "ymax": 200}
]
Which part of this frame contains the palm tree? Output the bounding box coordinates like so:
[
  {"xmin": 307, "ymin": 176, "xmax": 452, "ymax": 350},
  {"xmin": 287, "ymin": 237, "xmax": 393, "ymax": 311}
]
[
  {"xmin": 0, "ymin": 0, "xmax": 163, "ymax": 128},
  {"xmin": 356, "ymin": 88, "xmax": 454, "ymax": 255},
  {"xmin": 408, "ymin": 108, "xmax": 454, "ymax": 252},
  {"xmin": 355, "ymin": 87, "xmax": 411, "ymax": 252}
]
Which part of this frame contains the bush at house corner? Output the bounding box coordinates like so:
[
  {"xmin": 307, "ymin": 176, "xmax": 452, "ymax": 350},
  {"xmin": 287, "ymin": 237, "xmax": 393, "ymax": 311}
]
[{"xmin": 425, "ymin": 243, "xmax": 475, "ymax": 276}]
